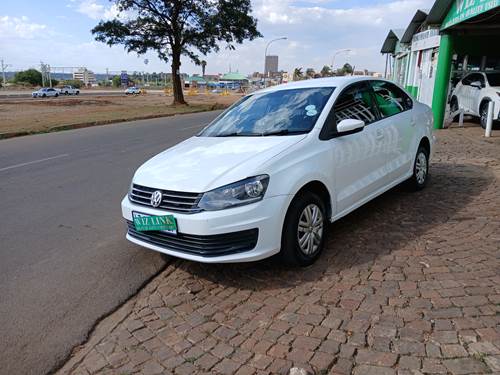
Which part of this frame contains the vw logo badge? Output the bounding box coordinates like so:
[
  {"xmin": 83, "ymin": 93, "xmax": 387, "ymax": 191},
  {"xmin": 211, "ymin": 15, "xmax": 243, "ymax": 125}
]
[{"xmin": 150, "ymin": 190, "xmax": 163, "ymax": 208}]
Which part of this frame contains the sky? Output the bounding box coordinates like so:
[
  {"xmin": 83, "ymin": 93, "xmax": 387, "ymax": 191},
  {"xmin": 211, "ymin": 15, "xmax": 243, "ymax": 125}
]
[{"xmin": 0, "ymin": 0, "xmax": 435, "ymax": 76}]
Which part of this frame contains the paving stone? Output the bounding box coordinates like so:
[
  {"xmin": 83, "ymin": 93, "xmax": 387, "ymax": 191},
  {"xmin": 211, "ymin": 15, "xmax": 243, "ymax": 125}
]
[
  {"xmin": 55, "ymin": 128, "xmax": 500, "ymax": 375},
  {"xmin": 443, "ymin": 358, "xmax": 489, "ymax": 375}
]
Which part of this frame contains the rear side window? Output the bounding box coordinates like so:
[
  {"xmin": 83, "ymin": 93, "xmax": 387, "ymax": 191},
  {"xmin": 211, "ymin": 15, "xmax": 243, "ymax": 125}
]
[
  {"xmin": 370, "ymin": 81, "xmax": 412, "ymax": 118},
  {"xmin": 334, "ymin": 82, "xmax": 378, "ymax": 125}
]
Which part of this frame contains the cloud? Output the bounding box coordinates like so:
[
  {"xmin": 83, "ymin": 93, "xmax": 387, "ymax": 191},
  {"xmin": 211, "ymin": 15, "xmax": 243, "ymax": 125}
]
[
  {"xmin": 72, "ymin": 0, "xmax": 130, "ymax": 21},
  {"xmin": 3, "ymin": 0, "xmax": 435, "ymax": 74},
  {"xmin": 74, "ymin": 0, "xmax": 106, "ymax": 20},
  {"xmin": 0, "ymin": 16, "xmax": 47, "ymax": 39}
]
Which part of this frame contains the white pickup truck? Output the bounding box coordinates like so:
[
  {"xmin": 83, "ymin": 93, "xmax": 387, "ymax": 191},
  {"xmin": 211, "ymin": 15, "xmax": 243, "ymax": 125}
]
[{"xmin": 59, "ymin": 85, "xmax": 80, "ymax": 95}]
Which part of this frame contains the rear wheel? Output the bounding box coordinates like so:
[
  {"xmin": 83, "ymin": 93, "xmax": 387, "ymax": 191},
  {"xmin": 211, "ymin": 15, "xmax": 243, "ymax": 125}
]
[
  {"xmin": 408, "ymin": 146, "xmax": 429, "ymax": 191},
  {"xmin": 281, "ymin": 191, "xmax": 327, "ymax": 267},
  {"xmin": 55, "ymin": 93, "xmax": 59, "ymax": 97}
]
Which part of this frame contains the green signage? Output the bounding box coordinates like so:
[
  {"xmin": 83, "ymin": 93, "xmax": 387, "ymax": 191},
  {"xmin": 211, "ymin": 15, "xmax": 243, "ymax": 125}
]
[
  {"xmin": 442, "ymin": 0, "xmax": 500, "ymax": 29},
  {"xmin": 133, "ymin": 214, "xmax": 177, "ymax": 233}
]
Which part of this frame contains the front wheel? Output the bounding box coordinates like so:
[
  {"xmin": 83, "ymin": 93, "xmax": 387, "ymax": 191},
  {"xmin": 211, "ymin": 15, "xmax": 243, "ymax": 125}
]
[
  {"xmin": 281, "ymin": 191, "xmax": 327, "ymax": 267},
  {"xmin": 450, "ymin": 97, "xmax": 459, "ymax": 122},
  {"xmin": 408, "ymin": 146, "xmax": 429, "ymax": 191},
  {"xmin": 480, "ymin": 102, "xmax": 489, "ymax": 129}
]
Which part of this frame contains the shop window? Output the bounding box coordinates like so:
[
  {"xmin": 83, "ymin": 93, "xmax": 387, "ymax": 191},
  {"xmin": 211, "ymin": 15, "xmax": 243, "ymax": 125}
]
[{"xmin": 485, "ymin": 56, "xmax": 500, "ymax": 71}]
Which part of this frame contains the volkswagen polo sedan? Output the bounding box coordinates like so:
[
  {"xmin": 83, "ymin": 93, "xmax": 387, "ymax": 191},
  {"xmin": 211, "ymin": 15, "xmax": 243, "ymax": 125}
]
[{"xmin": 122, "ymin": 77, "xmax": 434, "ymax": 266}]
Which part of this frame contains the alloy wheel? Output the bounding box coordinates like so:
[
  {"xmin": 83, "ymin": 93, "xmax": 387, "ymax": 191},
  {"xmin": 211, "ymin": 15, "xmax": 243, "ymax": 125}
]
[
  {"xmin": 415, "ymin": 152, "xmax": 427, "ymax": 185},
  {"xmin": 297, "ymin": 203, "xmax": 324, "ymax": 255}
]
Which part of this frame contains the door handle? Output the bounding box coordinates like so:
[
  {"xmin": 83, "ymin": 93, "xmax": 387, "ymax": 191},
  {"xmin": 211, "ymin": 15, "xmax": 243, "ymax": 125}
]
[
  {"xmin": 410, "ymin": 119, "xmax": 417, "ymax": 127},
  {"xmin": 376, "ymin": 130, "xmax": 384, "ymax": 140}
]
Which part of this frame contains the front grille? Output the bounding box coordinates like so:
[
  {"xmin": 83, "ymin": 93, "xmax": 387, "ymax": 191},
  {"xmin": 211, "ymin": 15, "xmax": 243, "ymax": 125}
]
[
  {"xmin": 130, "ymin": 184, "xmax": 202, "ymax": 214},
  {"xmin": 127, "ymin": 221, "xmax": 258, "ymax": 257}
]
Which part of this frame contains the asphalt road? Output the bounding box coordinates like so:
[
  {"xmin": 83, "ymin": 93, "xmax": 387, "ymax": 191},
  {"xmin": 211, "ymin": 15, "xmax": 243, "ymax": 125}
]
[{"xmin": 0, "ymin": 111, "xmax": 220, "ymax": 375}]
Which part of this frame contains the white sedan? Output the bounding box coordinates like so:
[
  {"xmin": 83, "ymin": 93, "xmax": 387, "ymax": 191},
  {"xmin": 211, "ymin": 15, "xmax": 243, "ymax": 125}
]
[
  {"xmin": 122, "ymin": 77, "xmax": 434, "ymax": 266},
  {"xmin": 32, "ymin": 88, "xmax": 59, "ymax": 98},
  {"xmin": 450, "ymin": 72, "xmax": 500, "ymax": 128},
  {"xmin": 125, "ymin": 86, "xmax": 141, "ymax": 95}
]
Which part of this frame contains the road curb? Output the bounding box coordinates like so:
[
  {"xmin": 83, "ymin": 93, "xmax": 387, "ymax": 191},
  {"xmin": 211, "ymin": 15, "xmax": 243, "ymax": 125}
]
[{"xmin": 52, "ymin": 260, "xmax": 179, "ymax": 375}]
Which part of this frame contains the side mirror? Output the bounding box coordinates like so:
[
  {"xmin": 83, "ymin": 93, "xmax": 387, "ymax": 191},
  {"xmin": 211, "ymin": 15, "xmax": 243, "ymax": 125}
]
[
  {"xmin": 337, "ymin": 119, "xmax": 365, "ymax": 134},
  {"xmin": 470, "ymin": 81, "xmax": 482, "ymax": 89}
]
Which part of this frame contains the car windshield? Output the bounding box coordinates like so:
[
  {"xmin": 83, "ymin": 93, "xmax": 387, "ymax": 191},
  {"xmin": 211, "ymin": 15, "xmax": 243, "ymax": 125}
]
[
  {"xmin": 486, "ymin": 73, "xmax": 500, "ymax": 86},
  {"xmin": 198, "ymin": 87, "xmax": 335, "ymax": 137}
]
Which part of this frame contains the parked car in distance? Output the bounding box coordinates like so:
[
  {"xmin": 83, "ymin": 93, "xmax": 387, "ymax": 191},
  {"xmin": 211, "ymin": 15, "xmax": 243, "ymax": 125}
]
[
  {"xmin": 450, "ymin": 71, "xmax": 500, "ymax": 128},
  {"xmin": 125, "ymin": 86, "xmax": 141, "ymax": 95},
  {"xmin": 122, "ymin": 76, "xmax": 434, "ymax": 266},
  {"xmin": 32, "ymin": 88, "xmax": 59, "ymax": 98},
  {"xmin": 59, "ymin": 85, "xmax": 80, "ymax": 95}
]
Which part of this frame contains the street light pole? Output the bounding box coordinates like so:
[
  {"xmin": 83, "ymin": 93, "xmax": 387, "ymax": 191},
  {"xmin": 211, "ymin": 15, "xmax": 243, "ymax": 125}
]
[
  {"xmin": 264, "ymin": 37, "xmax": 287, "ymax": 87},
  {"xmin": 331, "ymin": 49, "xmax": 352, "ymax": 73}
]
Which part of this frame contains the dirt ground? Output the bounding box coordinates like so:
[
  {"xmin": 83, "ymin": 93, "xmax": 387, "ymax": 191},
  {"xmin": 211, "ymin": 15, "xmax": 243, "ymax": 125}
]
[{"xmin": 0, "ymin": 92, "xmax": 239, "ymax": 136}]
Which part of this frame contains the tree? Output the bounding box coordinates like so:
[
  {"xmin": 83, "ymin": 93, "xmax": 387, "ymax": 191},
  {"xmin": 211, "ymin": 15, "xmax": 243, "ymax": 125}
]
[
  {"xmin": 92, "ymin": 0, "xmax": 261, "ymax": 105},
  {"xmin": 293, "ymin": 68, "xmax": 303, "ymax": 81},
  {"xmin": 112, "ymin": 75, "xmax": 122, "ymax": 87},
  {"xmin": 320, "ymin": 65, "xmax": 332, "ymax": 77},
  {"xmin": 13, "ymin": 69, "xmax": 43, "ymax": 86},
  {"xmin": 305, "ymin": 68, "xmax": 315, "ymax": 79},
  {"xmin": 341, "ymin": 63, "xmax": 353, "ymax": 75},
  {"xmin": 201, "ymin": 60, "xmax": 207, "ymax": 77}
]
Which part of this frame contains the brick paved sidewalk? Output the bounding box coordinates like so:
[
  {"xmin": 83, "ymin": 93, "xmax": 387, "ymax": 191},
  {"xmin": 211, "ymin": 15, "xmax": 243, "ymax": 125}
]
[{"xmin": 58, "ymin": 127, "xmax": 500, "ymax": 375}]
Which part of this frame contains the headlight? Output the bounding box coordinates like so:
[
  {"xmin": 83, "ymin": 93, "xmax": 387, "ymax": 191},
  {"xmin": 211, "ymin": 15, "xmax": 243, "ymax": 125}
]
[{"xmin": 198, "ymin": 175, "xmax": 270, "ymax": 211}]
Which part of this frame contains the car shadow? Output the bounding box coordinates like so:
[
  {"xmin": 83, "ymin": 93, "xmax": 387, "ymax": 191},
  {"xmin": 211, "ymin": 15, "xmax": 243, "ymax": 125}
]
[{"xmin": 165, "ymin": 161, "xmax": 494, "ymax": 292}]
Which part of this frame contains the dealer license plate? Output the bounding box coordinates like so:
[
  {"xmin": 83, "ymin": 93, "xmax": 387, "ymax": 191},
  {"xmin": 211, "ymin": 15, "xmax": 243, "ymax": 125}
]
[{"xmin": 132, "ymin": 212, "xmax": 177, "ymax": 234}]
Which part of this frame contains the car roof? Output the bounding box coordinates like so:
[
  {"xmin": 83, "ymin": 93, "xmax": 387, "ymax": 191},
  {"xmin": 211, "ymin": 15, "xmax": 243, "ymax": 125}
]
[{"xmin": 256, "ymin": 76, "xmax": 385, "ymax": 94}]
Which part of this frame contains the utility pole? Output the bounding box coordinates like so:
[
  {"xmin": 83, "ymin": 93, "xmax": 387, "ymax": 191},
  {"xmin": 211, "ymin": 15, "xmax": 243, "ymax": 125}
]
[
  {"xmin": 41, "ymin": 61, "xmax": 46, "ymax": 86},
  {"xmin": 1, "ymin": 59, "xmax": 11, "ymax": 87},
  {"xmin": 48, "ymin": 64, "xmax": 52, "ymax": 87}
]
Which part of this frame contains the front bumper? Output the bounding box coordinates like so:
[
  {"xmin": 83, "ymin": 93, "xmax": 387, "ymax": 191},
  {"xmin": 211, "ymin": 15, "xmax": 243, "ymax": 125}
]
[{"xmin": 121, "ymin": 195, "xmax": 290, "ymax": 263}]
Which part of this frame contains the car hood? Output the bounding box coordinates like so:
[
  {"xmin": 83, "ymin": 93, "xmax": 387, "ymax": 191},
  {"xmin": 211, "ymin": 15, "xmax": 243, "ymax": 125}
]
[{"xmin": 133, "ymin": 135, "xmax": 306, "ymax": 192}]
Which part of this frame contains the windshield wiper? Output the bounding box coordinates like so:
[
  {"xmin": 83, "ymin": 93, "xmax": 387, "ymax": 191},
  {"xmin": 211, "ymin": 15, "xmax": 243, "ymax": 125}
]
[
  {"xmin": 261, "ymin": 129, "xmax": 310, "ymax": 136},
  {"xmin": 215, "ymin": 132, "xmax": 260, "ymax": 137}
]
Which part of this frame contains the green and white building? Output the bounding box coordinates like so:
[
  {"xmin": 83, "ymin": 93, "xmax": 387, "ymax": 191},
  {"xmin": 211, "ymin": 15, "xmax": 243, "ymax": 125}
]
[{"xmin": 381, "ymin": 0, "xmax": 500, "ymax": 129}]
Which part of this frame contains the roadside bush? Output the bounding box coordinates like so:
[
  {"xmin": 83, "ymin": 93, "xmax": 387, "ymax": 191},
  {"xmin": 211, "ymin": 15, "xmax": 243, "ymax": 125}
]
[
  {"xmin": 60, "ymin": 79, "xmax": 83, "ymax": 88},
  {"xmin": 112, "ymin": 75, "xmax": 121, "ymax": 88},
  {"xmin": 13, "ymin": 69, "xmax": 43, "ymax": 86}
]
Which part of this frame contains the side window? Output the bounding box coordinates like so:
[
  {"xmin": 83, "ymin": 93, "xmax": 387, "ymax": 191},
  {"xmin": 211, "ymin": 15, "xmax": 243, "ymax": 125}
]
[
  {"xmin": 371, "ymin": 81, "xmax": 412, "ymax": 118},
  {"xmin": 472, "ymin": 73, "xmax": 485, "ymax": 87},
  {"xmin": 461, "ymin": 75, "xmax": 472, "ymax": 85},
  {"xmin": 333, "ymin": 83, "xmax": 378, "ymax": 126}
]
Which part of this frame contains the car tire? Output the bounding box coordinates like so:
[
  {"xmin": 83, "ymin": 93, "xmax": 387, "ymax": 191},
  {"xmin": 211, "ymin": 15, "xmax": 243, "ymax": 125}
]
[
  {"xmin": 42, "ymin": 94, "xmax": 46, "ymax": 98},
  {"xmin": 280, "ymin": 191, "xmax": 327, "ymax": 267},
  {"xmin": 76, "ymin": 91, "xmax": 79, "ymax": 95},
  {"xmin": 480, "ymin": 101, "xmax": 489, "ymax": 129},
  {"xmin": 408, "ymin": 146, "xmax": 429, "ymax": 191},
  {"xmin": 450, "ymin": 97, "xmax": 459, "ymax": 122},
  {"xmin": 55, "ymin": 93, "xmax": 59, "ymax": 97}
]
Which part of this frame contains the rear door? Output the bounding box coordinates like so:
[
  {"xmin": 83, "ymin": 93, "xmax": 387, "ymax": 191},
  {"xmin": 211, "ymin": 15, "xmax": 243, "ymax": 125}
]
[
  {"xmin": 370, "ymin": 80, "xmax": 416, "ymax": 181},
  {"xmin": 325, "ymin": 82, "xmax": 387, "ymax": 214}
]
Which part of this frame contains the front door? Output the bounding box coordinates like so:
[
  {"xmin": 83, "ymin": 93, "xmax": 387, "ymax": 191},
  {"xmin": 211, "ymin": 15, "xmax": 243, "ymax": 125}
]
[{"xmin": 327, "ymin": 82, "xmax": 387, "ymax": 214}]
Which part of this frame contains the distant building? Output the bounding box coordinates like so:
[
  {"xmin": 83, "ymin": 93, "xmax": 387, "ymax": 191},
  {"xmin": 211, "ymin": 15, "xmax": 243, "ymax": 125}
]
[
  {"xmin": 264, "ymin": 55, "xmax": 279, "ymax": 77},
  {"xmin": 73, "ymin": 68, "xmax": 96, "ymax": 86}
]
